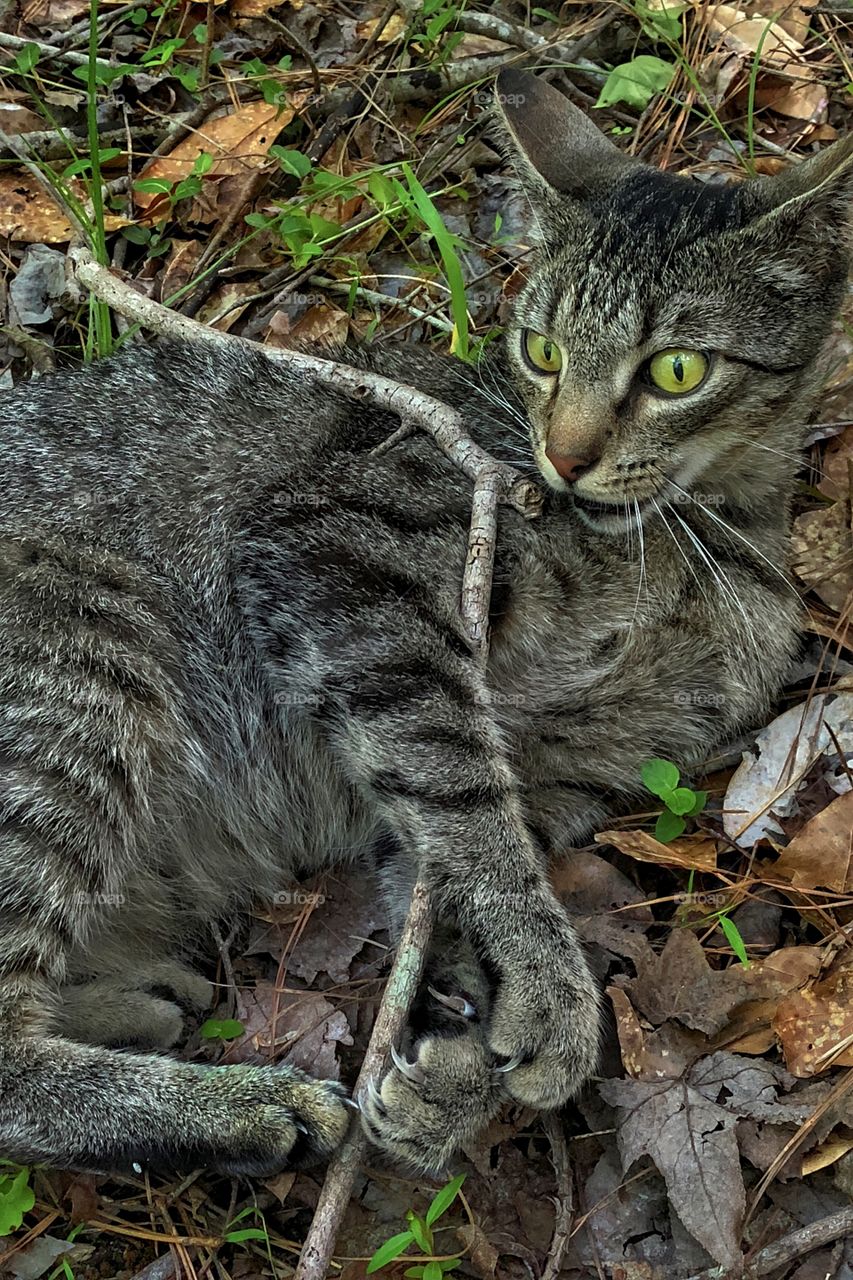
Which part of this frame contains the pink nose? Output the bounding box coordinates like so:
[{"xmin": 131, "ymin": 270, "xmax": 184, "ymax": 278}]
[{"xmin": 545, "ymin": 449, "xmax": 594, "ymax": 483}]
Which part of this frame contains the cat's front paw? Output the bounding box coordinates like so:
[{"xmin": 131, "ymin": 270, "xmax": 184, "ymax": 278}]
[
  {"xmin": 192, "ymin": 1068, "xmax": 352, "ymax": 1175},
  {"xmin": 360, "ymin": 1033, "xmax": 504, "ymax": 1173},
  {"xmin": 488, "ymin": 947, "xmax": 601, "ymax": 1109}
]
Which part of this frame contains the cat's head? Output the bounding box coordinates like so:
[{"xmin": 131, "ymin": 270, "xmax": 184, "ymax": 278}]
[{"xmin": 493, "ymin": 69, "xmax": 853, "ymax": 530}]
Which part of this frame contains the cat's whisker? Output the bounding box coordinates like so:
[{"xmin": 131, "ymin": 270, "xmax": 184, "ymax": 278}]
[
  {"xmin": 664, "ymin": 500, "xmax": 762, "ymax": 658},
  {"xmin": 651, "ymin": 497, "xmax": 704, "ymax": 597},
  {"xmin": 664, "ymin": 478, "xmax": 800, "ymax": 602}
]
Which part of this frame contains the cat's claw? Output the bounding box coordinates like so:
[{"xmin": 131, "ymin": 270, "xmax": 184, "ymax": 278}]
[
  {"xmin": 391, "ymin": 1044, "xmax": 425, "ymax": 1084},
  {"xmin": 495, "ymin": 1052, "xmax": 525, "ymax": 1074},
  {"xmin": 428, "ymin": 984, "xmax": 478, "ymax": 1020}
]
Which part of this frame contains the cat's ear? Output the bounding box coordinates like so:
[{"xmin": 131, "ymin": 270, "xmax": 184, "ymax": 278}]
[
  {"xmin": 492, "ymin": 68, "xmax": 638, "ymax": 202},
  {"xmin": 743, "ymin": 133, "xmax": 853, "ymax": 265}
]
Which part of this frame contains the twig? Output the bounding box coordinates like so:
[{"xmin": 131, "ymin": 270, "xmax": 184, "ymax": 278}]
[
  {"xmin": 0, "ymin": 30, "xmax": 112, "ymax": 72},
  {"xmin": 683, "ymin": 1206, "xmax": 853, "ymax": 1279},
  {"xmin": 541, "ymin": 1113, "xmax": 574, "ymax": 1280},
  {"xmin": 294, "ymin": 883, "xmax": 433, "ymax": 1280},
  {"xmin": 67, "ymin": 247, "xmax": 542, "ymax": 530}
]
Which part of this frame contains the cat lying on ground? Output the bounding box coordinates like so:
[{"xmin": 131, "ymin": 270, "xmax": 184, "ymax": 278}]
[{"xmin": 0, "ymin": 68, "xmax": 848, "ymax": 1175}]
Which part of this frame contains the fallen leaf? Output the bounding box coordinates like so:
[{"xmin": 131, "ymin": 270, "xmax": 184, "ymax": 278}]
[
  {"xmin": 289, "ymin": 303, "xmax": 349, "ymax": 346},
  {"xmin": 792, "ymin": 501, "xmax": 853, "ymax": 613},
  {"xmin": 772, "ymin": 790, "xmax": 853, "ymax": 892},
  {"xmin": 9, "ymin": 244, "xmax": 67, "ymax": 326},
  {"xmin": 134, "ymin": 101, "xmax": 291, "ymax": 222},
  {"xmin": 774, "ymin": 951, "xmax": 853, "ymax": 1075},
  {"xmin": 708, "ymin": 3, "xmax": 804, "ymax": 67},
  {"xmin": 224, "ymin": 983, "xmax": 353, "ymax": 1079},
  {"xmin": 820, "ymin": 424, "xmax": 853, "ymax": 502},
  {"xmin": 356, "ymin": 12, "xmax": 407, "ymax": 42},
  {"xmin": 0, "ymin": 101, "xmax": 47, "ymax": 134},
  {"xmin": 801, "ymin": 1134, "xmax": 853, "ymax": 1175},
  {"xmin": 0, "ymin": 172, "xmax": 128, "ymax": 243},
  {"xmin": 595, "ymin": 829, "xmax": 718, "ymax": 872},
  {"xmin": 600, "ymin": 1074, "xmax": 746, "ymax": 1267},
  {"xmin": 723, "ymin": 694, "xmax": 853, "ymax": 847}
]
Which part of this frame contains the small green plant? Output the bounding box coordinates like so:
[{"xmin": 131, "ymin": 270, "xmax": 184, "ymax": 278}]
[
  {"xmin": 0, "ymin": 1164, "xmax": 34, "ymax": 1237},
  {"xmin": 641, "ymin": 758, "xmax": 707, "ymax": 842},
  {"xmin": 200, "ymin": 1017, "xmax": 245, "ymax": 1041},
  {"xmin": 367, "ymin": 1174, "xmax": 466, "ymax": 1276}
]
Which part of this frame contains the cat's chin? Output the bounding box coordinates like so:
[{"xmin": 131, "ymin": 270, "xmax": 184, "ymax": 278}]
[{"xmin": 571, "ymin": 493, "xmax": 643, "ymax": 535}]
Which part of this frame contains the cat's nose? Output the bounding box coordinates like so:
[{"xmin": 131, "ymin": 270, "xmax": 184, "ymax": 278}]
[{"xmin": 545, "ymin": 449, "xmax": 595, "ymax": 483}]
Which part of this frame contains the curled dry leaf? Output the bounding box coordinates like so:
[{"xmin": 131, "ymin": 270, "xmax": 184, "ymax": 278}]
[
  {"xmin": 594, "ymin": 829, "xmax": 718, "ymax": 872},
  {"xmin": 723, "ymin": 693, "xmax": 853, "ymax": 847},
  {"xmin": 708, "ymin": 3, "xmax": 805, "ymax": 68}
]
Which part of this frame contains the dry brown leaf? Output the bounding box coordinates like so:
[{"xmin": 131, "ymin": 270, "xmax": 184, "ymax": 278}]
[
  {"xmin": 231, "ymin": 0, "xmax": 295, "ymax": 15},
  {"xmin": 0, "ymin": 172, "xmax": 129, "ymax": 243},
  {"xmin": 355, "ymin": 12, "xmax": 407, "ymax": 42},
  {"xmin": 800, "ymin": 1134, "xmax": 853, "ymax": 1174},
  {"xmin": 595, "ymin": 828, "xmax": 718, "ymax": 872},
  {"xmin": 751, "ymin": 0, "xmax": 812, "ymax": 41},
  {"xmin": 792, "ymin": 501, "xmax": 853, "ymax": 613},
  {"xmin": 772, "ymin": 790, "xmax": 853, "ymax": 892},
  {"xmin": 196, "ymin": 282, "xmax": 260, "ymax": 332},
  {"xmin": 708, "ymin": 3, "xmax": 804, "ymax": 67},
  {"xmin": 0, "ymin": 102, "xmax": 48, "ymax": 135},
  {"xmin": 820, "ymin": 424, "xmax": 853, "ymax": 502},
  {"xmin": 134, "ymin": 101, "xmax": 291, "ymax": 221},
  {"xmin": 747, "ymin": 77, "xmax": 828, "ymax": 124},
  {"xmin": 774, "ymin": 951, "xmax": 853, "ymax": 1075},
  {"xmin": 289, "ymin": 304, "xmax": 349, "ymax": 346}
]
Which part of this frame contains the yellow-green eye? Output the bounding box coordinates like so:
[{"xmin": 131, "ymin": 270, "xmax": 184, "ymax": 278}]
[
  {"xmin": 647, "ymin": 348, "xmax": 708, "ymax": 395},
  {"xmin": 523, "ymin": 330, "xmax": 563, "ymax": 374}
]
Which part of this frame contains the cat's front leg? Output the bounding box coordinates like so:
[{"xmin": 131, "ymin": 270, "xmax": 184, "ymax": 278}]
[{"xmin": 313, "ymin": 610, "xmax": 601, "ymax": 1121}]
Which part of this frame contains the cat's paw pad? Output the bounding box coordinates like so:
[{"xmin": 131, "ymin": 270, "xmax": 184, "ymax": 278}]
[
  {"xmin": 360, "ymin": 1034, "xmax": 503, "ymax": 1173},
  {"xmin": 488, "ymin": 966, "xmax": 600, "ymax": 1109}
]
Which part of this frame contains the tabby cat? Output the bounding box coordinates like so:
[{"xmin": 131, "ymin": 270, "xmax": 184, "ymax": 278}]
[{"xmin": 0, "ymin": 68, "xmax": 849, "ymax": 1176}]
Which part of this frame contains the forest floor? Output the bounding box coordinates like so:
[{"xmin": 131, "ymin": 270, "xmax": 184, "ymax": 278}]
[{"xmin": 1, "ymin": 0, "xmax": 853, "ymax": 1278}]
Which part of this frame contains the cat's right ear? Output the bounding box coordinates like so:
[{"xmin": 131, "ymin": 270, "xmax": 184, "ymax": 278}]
[{"xmin": 492, "ymin": 69, "xmax": 638, "ymax": 205}]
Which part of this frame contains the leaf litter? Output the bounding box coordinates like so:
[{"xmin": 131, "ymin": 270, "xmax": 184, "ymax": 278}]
[{"xmin": 2, "ymin": 0, "xmax": 853, "ymax": 1277}]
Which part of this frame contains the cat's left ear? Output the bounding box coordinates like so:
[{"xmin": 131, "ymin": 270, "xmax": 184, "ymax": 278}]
[
  {"xmin": 744, "ymin": 133, "xmax": 853, "ymax": 263},
  {"xmin": 492, "ymin": 68, "xmax": 638, "ymax": 206}
]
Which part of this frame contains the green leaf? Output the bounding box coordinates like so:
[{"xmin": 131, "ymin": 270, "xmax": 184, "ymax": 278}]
[
  {"xmin": 687, "ymin": 789, "xmax": 708, "ymax": 817},
  {"xmin": 406, "ymin": 1211, "xmax": 433, "ymax": 1253},
  {"xmin": 425, "ymin": 1173, "xmax": 466, "ymax": 1227},
  {"xmin": 193, "ymin": 151, "xmax": 214, "ymax": 176},
  {"xmin": 423, "ymin": 1265, "xmax": 444, "ymax": 1280},
  {"xmin": 719, "ymin": 914, "xmax": 750, "ymax": 968},
  {"xmin": 595, "ymin": 55, "xmax": 675, "ymax": 110},
  {"xmin": 192, "ymin": 22, "xmax": 207, "ymax": 41},
  {"xmin": 403, "ymin": 1270, "xmax": 426, "ymax": 1279},
  {"xmin": 199, "ymin": 1018, "xmax": 244, "ymax": 1040},
  {"xmin": 655, "ymin": 809, "xmax": 686, "ymax": 843},
  {"xmin": 225, "ymin": 1227, "xmax": 269, "ymax": 1243},
  {"xmin": 366, "ymin": 1230, "xmax": 415, "ymax": 1273},
  {"xmin": 14, "ymin": 42, "xmax": 41, "ymax": 73},
  {"xmin": 134, "ymin": 177, "xmax": 175, "ymax": 195},
  {"xmin": 641, "ymin": 758, "xmax": 680, "ymax": 798},
  {"xmin": 401, "ymin": 163, "xmax": 469, "ymax": 359},
  {"xmin": 129, "ymin": 7, "xmax": 149, "ymax": 25},
  {"xmin": 270, "ymin": 147, "xmax": 313, "ymax": 178},
  {"xmin": 637, "ymin": 0, "xmax": 687, "ymax": 41},
  {"xmin": 121, "ymin": 224, "xmax": 151, "ymax": 244},
  {"xmin": 0, "ymin": 1168, "xmax": 35, "ymax": 1236},
  {"xmin": 667, "ymin": 786, "xmax": 699, "ymax": 817}
]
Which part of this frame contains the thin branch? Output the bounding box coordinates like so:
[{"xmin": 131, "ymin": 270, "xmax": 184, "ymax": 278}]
[
  {"xmin": 684, "ymin": 1206, "xmax": 853, "ymax": 1279},
  {"xmin": 541, "ymin": 1113, "xmax": 574, "ymax": 1280},
  {"xmin": 294, "ymin": 883, "xmax": 433, "ymax": 1280},
  {"xmin": 67, "ymin": 248, "xmax": 542, "ymax": 535}
]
